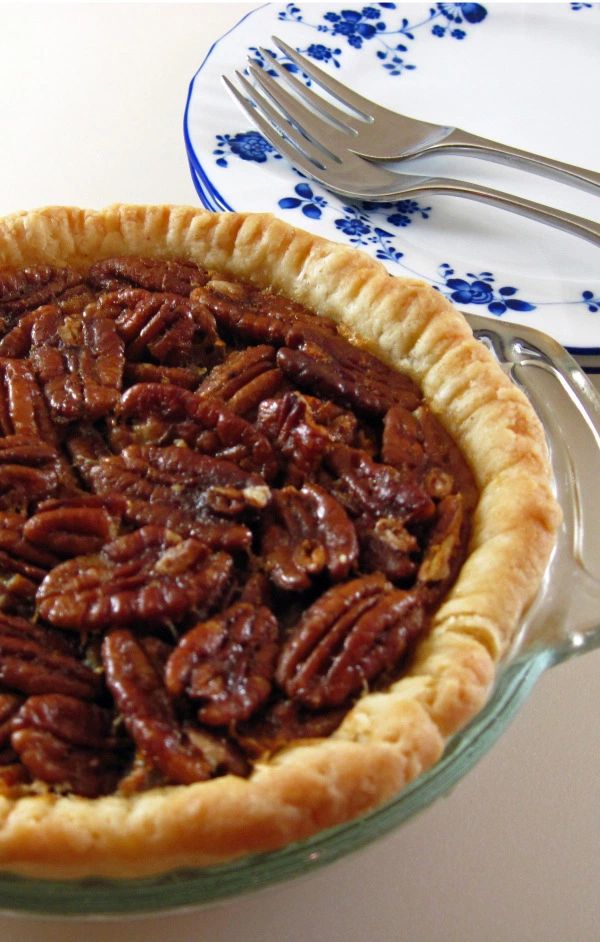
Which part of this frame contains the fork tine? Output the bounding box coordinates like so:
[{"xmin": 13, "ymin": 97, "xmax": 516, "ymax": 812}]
[
  {"xmin": 231, "ymin": 69, "xmax": 342, "ymax": 166},
  {"xmin": 256, "ymin": 47, "xmax": 365, "ymax": 134},
  {"xmin": 247, "ymin": 62, "xmax": 353, "ymax": 150},
  {"xmin": 222, "ymin": 73, "xmax": 337, "ymax": 175},
  {"xmin": 272, "ymin": 37, "xmax": 380, "ymax": 120}
]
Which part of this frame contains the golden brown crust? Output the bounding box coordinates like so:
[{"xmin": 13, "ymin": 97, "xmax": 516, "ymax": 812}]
[{"xmin": 0, "ymin": 204, "xmax": 560, "ymax": 878}]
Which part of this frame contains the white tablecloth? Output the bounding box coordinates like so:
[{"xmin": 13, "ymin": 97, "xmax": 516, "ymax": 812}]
[{"xmin": 0, "ymin": 5, "xmax": 598, "ymax": 940}]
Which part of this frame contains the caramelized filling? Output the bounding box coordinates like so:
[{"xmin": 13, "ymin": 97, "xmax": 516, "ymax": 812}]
[{"xmin": 0, "ymin": 257, "xmax": 477, "ymax": 797}]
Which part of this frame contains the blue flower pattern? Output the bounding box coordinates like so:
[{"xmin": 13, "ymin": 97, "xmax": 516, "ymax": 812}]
[
  {"xmin": 436, "ymin": 264, "xmax": 535, "ymax": 315},
  {"xmin": 333, "ymin": 206, "xmax": 404, "ymax": 263},
  {"xmin": 278, "ymin": 182, "xmax": 329, "ymax": 219},
  {"xmin": 273, "ymin": 2, "xmax": 488, "ymax": 76},
  {"xmin": 322, "ymin": 8, "xmax": 388, "ymax": 49},
  {"xmin": 213, "ymin": 132, "xmax": 282, "ymax": 168}
]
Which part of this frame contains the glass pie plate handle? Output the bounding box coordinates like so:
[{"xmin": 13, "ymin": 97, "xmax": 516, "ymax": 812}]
[{"xmin": 0, "ymin": 316, "xmax": 598, "ymax": 916}]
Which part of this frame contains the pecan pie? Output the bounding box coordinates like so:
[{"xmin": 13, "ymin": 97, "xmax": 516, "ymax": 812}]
[{"xmin": 0, "ymin": 205, "xmax": 560, "ymax": 878}]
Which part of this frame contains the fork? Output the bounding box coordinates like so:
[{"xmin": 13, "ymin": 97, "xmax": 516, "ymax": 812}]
[
  {"xmin": 253, "ymin": 37, "xmax": 600, "ymax": 195},
  {"xmin": 223, "ymin": 54, "xmax": 600, "ymax": 247}
]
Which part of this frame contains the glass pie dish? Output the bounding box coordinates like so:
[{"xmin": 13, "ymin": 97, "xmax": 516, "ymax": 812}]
[{"xmin": 0, "ymin": 313, "xmax": 597, "ymax": 917}]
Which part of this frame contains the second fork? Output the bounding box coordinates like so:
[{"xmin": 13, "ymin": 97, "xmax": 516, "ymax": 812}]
[{"xmin": 265, "ymin": 37, "xmax": 600, "ymax": 196}]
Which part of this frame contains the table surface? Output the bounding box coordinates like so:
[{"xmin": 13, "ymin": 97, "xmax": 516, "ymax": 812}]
[{"xmin": 0, "ymin": 4, "xmax": 599, "ymax": 940}]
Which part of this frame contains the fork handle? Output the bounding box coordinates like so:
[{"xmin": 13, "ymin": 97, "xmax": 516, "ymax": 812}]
[
  {"xmin": 428, "ymin": 129, "xmax": 600, "ymax": 195},
  {"xmin": 384, "ymin": 176, "xmax": 600, "ymax": 247}
]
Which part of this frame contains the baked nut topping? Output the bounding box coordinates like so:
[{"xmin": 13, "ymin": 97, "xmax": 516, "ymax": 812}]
[
  {"xmin": 275, "ymin": 574, "xmax": 425, "ymax": 710},
  {"xmin": 165, "ymin": 601, "xmax": 279, "ymax": 726},
  {"xmin": 0, "ymin": 206, "xmax": 560, "ymax": 878},
  {"xmin": 0, "ymin": 251, "xmax": 479, "ymax": 799}
]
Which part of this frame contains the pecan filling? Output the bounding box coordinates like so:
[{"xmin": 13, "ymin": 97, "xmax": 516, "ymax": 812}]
[{"xmin": 0, "ymin": 257, "xmax": 477, "ymax": 797}]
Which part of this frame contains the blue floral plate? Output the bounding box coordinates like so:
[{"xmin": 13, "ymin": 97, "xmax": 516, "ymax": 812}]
[{"xmin": 184, "ymin": 1, "xmax": 600, "ymax": 363}]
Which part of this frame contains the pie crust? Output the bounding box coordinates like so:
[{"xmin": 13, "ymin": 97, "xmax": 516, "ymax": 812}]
[{"xmin": 0, "ymin": 204, "xmax": 560, "ymax": 878}]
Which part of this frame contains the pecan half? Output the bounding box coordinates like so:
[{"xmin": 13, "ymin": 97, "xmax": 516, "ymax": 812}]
[
  {"xmin": 102, "ymin": 629, "xmax": 213, "ymax": 785},
  {"xmin": 257, "ymin": 392, "xmax": 330, "ymax": 486},
  {"xmin": 0, "ymin": 286, "xmax": 93, "ymax": 370},
  {"xmin": 0, "ymin": 436, "xmax": 76, "ymax": 512},
  {"xmin": 29, "ymin": 305, "xmax": 124, "ymax": 423},
  {"xmin": 166, "ymin": 602, "xmax": 279, "ymax": 725},
  {"xmin": 0, "ymin": 511, "xmax": 59, "ymax": 572},
  {"xmin": 115, "ymin": 385, "xmax": 278, "ymax": 480},
  {"xmin": 0, "ymin": 359, "xmax": 58, "ymax": 444},
  {"xmin": 381, "ymin": 404, "xmax": 426, "ymax": 476},
  {"xmin": 277, "ymin": 329, "xmax": 421, "ymax": 417},
  {"xmin": 0, "ymin": 290, "xmax": 91, "ymax": 360},
  {"xmin": 0, "ymin": 611, "xmax": 77, "ymax": 655},
  {"xmin": 84, "ymin": 443, "xmax": 268, "ymax": 519},
  {"xmin": 111, "ymin": 382, "xmax": 201, "ymax": 450},
  {"xmin": 326, "ymin": 445, "xmax": 435, "ymax": 525},
  {"xmin": 36, "ymin": 526, "xmax": 233, "ymax": 632},
  {"xmin": 196, "ymin": 345, "xmax": 284, "ymax": 417},
  {"xmin": 195, "ymin": 281, "xmax": 338, "ymax": 347},
  {"xmin": 276, "ymin": 574, "xmax": 426, "ymax": 709},
  {"xmin": 23, "ymin": 497, "xmax": 121, "ymax": 558},
  {"xmin": 11, "ymin": 693, "xmax": 124, "ymax": 798},
  {"xmin": 261, "ymin": 484, "xmax": 358, "ymax": 591},
  {"xmin": 96, "ymin": 455, "xmax": 265, "ymax": 536},
  {"xmin": 0, "ymin": 612, "xmax": 101, "ymax": 699},
  {"xmin": 0, "ymin": 266, "xmax": 83, "ymax": 320},
  {"xmin": 0, "ymin": 308, "xmax": 40, "ymax": 359},
  {"xmin": 88, "ymin": 257, "xmax": 209, "ymax": 294},
  {"xmin": 68, "ymin": 429, "xmax": 254, "ymax": 553},
  {"xmin": 96, "ymin": 289, "xmax": 222, "ymax": 368},
  {"xmin": 0, "ymin": 512, "xmax": 60, "ymax": 612},
  {"xmin": 11, "ymin": 727, "xmax": 119, "ymax": 796},
  {"xmin": 14, "ymin": 693, "xmax": 117, "ymax": 749},
  {"xmin": 192, "ymin": 397, "xmax": 278, "ymax": 481}
]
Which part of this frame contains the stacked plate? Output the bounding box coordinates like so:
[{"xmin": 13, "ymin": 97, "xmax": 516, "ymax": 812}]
[{"xmin": 184, "ymin": 2, "xmax": 600, "ymax": 372}]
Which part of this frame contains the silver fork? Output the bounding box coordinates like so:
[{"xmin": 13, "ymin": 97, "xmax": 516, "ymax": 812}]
[
  {"xmin": 223, "ymin": 54, "xmax": 600, "ymax": 247},
  {"xmin": 255, "ymin": 37, "xmax": 600, "ymax": 194}
]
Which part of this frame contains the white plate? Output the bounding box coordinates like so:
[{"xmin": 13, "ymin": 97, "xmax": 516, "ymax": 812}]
[{"xmin": 184, "ymin": 1, "xmax": 600, "ymax": 354}]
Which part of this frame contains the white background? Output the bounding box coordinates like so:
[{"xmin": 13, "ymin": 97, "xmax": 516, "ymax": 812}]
[{"xmin": 0, "ymin": 4, "xmax": 599, "ymax": 940}]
